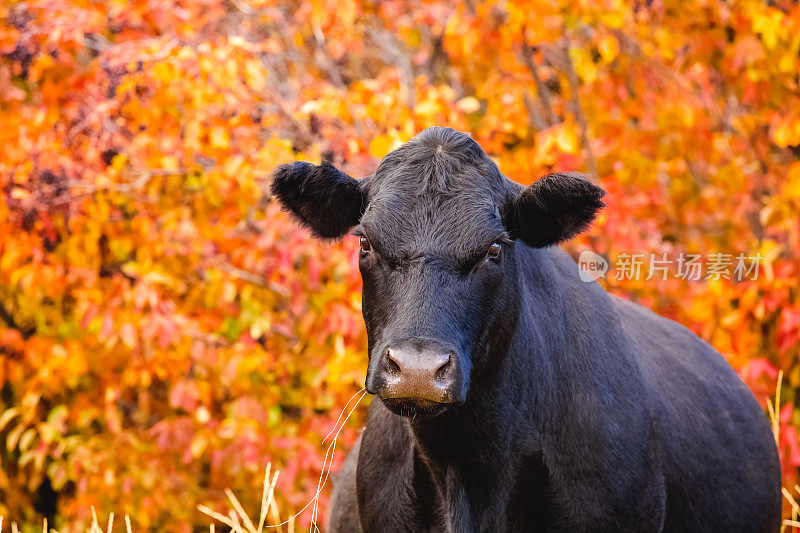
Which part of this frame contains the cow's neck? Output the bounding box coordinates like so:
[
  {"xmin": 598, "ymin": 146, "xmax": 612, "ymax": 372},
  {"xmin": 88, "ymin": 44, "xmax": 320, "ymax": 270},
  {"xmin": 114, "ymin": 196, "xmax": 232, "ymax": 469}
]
[{"xmin": 406, "ymin": 397, "xmax": 523, "ymax": 531}]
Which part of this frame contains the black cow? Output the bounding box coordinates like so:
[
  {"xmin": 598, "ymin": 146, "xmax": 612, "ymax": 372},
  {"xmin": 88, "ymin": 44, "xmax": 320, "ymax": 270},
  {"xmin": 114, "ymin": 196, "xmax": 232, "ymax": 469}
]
[{"xmin": 271, "ymin": 127, "xmax": 781, "ymax": 532}]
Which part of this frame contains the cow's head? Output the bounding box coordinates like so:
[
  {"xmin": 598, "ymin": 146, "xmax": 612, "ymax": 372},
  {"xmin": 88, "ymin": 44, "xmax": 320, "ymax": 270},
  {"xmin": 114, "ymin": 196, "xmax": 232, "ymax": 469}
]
[{"xmin": 271, "ymin": 128, "xmax": 604, "ymax": 418}]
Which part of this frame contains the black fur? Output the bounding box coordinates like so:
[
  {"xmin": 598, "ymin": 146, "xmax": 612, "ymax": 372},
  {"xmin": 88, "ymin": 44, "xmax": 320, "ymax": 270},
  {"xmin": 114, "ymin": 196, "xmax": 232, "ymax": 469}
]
[
  {"xmin": 271, "ymin": 128, "xmax": 781, "ymax": 532},
  {"xmin": 270, "ymin": 161, "xmax": 365, "ymax": 239}
]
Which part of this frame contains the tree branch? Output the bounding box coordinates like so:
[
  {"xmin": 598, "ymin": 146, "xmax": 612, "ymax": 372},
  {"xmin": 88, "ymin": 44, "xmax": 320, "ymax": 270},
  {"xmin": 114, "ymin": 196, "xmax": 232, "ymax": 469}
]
[
  {"xmin": 520, "ymin": 38, "xmax": 557, "ymax": 128},
  {"xmin": 560, "ymin": 41, "xmax": 598, "ymax": 180},
  {"xmin": 522, "ymin": 91, "xmax": 547, "ymax": 131}
]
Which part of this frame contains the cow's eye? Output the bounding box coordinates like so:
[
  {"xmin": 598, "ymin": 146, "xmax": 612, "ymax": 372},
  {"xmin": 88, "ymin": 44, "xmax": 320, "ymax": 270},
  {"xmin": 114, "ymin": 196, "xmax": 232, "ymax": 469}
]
[
  {"xmin": 487, "ymin": 241, "xmax": 502, "ymax": 260},
  {"xmin": 359, "ymin": 236, "xmax": 371, "ymax": 252}
]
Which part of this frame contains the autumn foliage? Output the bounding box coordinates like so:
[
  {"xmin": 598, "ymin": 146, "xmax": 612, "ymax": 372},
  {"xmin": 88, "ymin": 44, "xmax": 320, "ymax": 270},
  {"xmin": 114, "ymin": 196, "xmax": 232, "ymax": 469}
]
[{"xmin": 0, "ymin": 0, "xmax": 799, "ymax": 529}]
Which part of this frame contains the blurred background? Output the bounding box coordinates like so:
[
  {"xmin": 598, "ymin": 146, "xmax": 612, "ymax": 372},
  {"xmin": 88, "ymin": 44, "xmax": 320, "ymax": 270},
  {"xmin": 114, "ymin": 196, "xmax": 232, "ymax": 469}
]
[{"xmin": 1, "ymin": 0, "xmax": 799, "ymax": 530}]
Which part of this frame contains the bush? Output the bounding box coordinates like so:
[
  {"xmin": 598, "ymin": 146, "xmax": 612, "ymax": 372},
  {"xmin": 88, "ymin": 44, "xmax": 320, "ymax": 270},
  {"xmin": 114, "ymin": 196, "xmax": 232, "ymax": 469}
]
[{"xmin": 0, "ymin": 0, "xmax": 798, "ymax": 528}]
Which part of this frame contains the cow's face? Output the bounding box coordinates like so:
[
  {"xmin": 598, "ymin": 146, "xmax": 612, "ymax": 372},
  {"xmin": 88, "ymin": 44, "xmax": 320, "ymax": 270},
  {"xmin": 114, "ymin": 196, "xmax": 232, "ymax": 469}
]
[{"xmin": 272, "ymin": 128, "xmax": 604, "ymax": 418}]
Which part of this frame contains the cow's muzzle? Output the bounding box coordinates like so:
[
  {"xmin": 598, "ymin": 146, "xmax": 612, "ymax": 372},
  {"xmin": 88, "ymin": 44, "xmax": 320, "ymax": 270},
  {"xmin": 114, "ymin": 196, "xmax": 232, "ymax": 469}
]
[{"xmin": 366, "ymin": 339, "xmax": 465, "ymax": 416}]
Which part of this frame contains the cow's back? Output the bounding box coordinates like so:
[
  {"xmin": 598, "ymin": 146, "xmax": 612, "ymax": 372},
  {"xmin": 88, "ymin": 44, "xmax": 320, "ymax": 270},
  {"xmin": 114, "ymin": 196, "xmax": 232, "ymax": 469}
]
[{"xmin": 613, "ymin": 295, "xmax": 781, "ymax": 531}]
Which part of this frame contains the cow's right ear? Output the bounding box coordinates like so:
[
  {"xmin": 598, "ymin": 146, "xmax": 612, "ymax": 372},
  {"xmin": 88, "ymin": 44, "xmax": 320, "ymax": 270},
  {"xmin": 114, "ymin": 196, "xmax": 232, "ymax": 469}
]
[
  {"xmin": 505, "ymin": 172, "xmax": 605, "ymax": 248},
  {"xmin": 270, "ymin": 161, "xmax": 366, "ymax": 239}
]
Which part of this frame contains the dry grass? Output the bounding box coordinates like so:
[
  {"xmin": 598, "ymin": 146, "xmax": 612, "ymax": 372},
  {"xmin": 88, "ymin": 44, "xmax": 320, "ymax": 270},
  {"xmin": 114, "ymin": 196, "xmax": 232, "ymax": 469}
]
[
  {"xmin": 197, "ymin": 463, "xmax": 293, "ymax": 533},
  {"xmin": 0, "ymin": 464, "xmax": 292, "ymax": 533},
  {"xmin": 0, "ymin": 509, "xmax": 129, "ymax": 533},
  {"xmin": 782, "ymin": 486, "xmax": 800, "ymax": 532}
]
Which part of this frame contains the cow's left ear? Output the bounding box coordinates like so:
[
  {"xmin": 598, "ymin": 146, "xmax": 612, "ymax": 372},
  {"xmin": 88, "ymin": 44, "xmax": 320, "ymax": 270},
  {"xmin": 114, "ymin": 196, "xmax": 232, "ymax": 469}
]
[
  {"xmin": 506, "ymin": 172, "xmax": 605, "ymax": 248},
  {"xmin": 271, "ymin": 161, "xmax": 366, "ymax": 239}
]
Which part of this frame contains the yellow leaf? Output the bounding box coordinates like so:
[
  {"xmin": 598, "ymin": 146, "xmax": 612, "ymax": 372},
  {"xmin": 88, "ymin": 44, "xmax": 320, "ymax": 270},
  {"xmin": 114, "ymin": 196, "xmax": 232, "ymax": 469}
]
[
  {"xmin": 369, "ymin": 134, "xmax": 401, "ymax": 159},
  {"xmin": 569, "ymin": 47, "xmax": 597, "ymax": 84},
  {"xmin": 751, "ymin": 8, "xmax": 784, "ymax": 50},
  {"xmin": 221, "ymin": 280, "xmax": 237, "ymax": 303},
  {"xmin": 758, "ymin": 239, "xmax": 782, "ymax": 282},
  {"xmin": 456, "ymin": 96, "xmax": 481, "ymax": 114},
  {"xmin": 223, "ymin": 155, "xmax": 244, "ymax": 178},
  {"xmin": 773, "ymin": 118, "xmax": 800, "ymax": 147},
  {"xmin": 6, "ymin": 423, "xmax": 24, "ymax": 451},
  {"xmin": 599, "ymin": 10, "xmax": 625, "ymax": 29},
  {"xmin": 195, "ymin": 406, "xmax": 211, "ymax": 424},
  {"xmin": 249, "ymin": 316, "xmax": 271, "ymax": 339},
  {"xmin": 598, "ymin": 35, "xmax": 619, "ymax": 63},
  {"xmin": 18, "ymin": 428, "xmax": 36, "ymax": 452},
  {"xmin": 10, "ymin": 188, "xmax": 29, "ymax": 200},
  {"xmin": 111, "ymin": 152, "xmax": 127, "ymax": 171},
  {"xmin": 245, "ymin": 59, "xmax": 266, "ymax": 91},
  {"xmin": 0, "ymin": 408, "xmax": 19, "ymax": 432},
  {"xmin": 784, "ymin": 163, "xmax": 800, "ymax": 200},
  {"xmin": 120, "ymin": 323, "xmax": 137, "ymax": 349},
  {"xmin": 153, "ymin": 61, "xmax": 172, "ymax": 82},
  {"xmin": 555, "ymin": 123, "xmax": 579, "ymax": 154},
  {"xmin": 161, "ymin": 155, "xmax": 179, "ymax": 170},
  {"xmin": 210, "ymin": 126, "xmax": 229, "ymax": 150},
  {"xmin": 190, "ymin": 434, "xmax": 208, "ymax": 458}
]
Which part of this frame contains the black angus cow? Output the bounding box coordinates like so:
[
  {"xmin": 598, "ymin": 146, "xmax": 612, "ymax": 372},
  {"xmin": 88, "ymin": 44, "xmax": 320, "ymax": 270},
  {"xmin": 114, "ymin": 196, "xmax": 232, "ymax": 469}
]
[{"xmin": 271, "ymin": 127, "xmax": 781, "ymax": 532}]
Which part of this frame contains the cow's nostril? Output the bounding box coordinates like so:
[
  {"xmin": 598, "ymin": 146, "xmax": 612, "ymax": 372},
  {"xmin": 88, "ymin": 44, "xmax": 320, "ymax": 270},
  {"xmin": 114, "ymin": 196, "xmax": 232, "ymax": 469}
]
[
  {"xmin": 434, "ymin": 354, "xmax": 452, "ymax": 381},
  {"xmin": 385, "ymin": 349, "xmax": 402, "ymax": 375}
]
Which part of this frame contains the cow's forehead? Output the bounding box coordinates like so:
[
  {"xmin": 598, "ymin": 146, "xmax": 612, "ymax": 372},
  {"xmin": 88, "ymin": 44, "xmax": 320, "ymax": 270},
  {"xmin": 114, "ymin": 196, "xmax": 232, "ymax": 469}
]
[
  {"xmin": 358, "ymin": 128, "xmax": 511, "ymax": 259},
  {"xmin": 362, "ymin": 185, "xmax": 500, "ymax": 238},
  {"xmin": 359, "ymin": 197, "xmax": 504, "ymax": 264}
]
